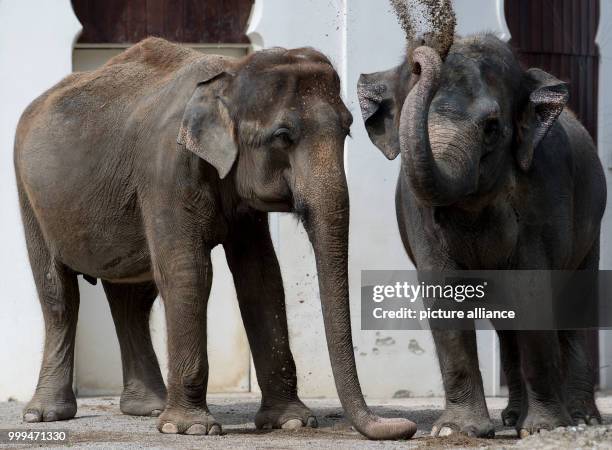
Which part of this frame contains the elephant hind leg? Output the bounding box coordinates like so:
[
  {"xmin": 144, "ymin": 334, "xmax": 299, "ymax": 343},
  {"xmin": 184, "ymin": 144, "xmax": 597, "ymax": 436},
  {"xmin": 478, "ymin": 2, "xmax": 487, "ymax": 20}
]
[
  {"xmin": 102, "ymin": 281, "xmax": 166, "ymax": 417},
  {"xmin": 563, "ymin": 240, "xmax": 601, "ymax": 425},
  {"xmin": 19, "ymin": 185, "xmax": 79, "ymax": 423},
  {"xmin": 561, "ymin": 330, "xmax": 601, "ymax": 425}
]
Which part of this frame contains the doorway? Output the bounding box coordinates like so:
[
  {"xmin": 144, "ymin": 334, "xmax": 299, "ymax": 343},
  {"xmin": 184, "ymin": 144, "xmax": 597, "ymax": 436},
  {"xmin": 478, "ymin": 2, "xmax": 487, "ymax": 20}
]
[{"xmin": 70, "ymin": 0, "xmax": 255, "ymax": 396}]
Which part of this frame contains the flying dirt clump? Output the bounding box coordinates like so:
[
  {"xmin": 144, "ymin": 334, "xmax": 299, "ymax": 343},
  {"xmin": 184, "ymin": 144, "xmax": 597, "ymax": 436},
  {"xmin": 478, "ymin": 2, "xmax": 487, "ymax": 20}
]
[{"xmin": 390, "ymin": 0, "xmax": 456, "ymax": 59}]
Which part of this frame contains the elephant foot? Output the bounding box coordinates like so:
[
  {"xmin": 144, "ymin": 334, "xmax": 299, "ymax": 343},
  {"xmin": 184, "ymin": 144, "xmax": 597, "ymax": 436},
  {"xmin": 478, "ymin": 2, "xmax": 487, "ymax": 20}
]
[
  {"xmin": 120, "ymin": 380, "xmax": 167, "ymax": 417},
  {"xmin": 566, "ymin": 393, "xmax": 602, "ymax": 425},
  {"xmin": 501, "ymin": 400, "xmax": 522, "ymax": 427},
  {"xmin": 23, "ymin": 387, "xmax": 77, "ymax": 423},
  {"xmin": 431, "ymin": 408, "xmax": 495, "ymax": 438},
  {"xmin": 517, "ymin": 404, "xmax": 573, "ymax": 438},
  {"xmin": 157, "ymin": 407, "xmax": 221, "ymax": 435},
  {"xmin": 255, "ymin": 399, "xmax": 317, "ymax": 430}
]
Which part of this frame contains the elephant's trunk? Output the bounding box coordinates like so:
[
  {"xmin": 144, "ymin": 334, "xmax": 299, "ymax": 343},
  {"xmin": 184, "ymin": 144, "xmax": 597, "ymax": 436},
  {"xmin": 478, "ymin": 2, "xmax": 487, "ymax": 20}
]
[
  {"xmin": 302, "ymin": 173, "xmax": 416, "ymax": 440},
  {"xmin": 399, "ymin": 46, "xmax": 477, "ymax": 206}
]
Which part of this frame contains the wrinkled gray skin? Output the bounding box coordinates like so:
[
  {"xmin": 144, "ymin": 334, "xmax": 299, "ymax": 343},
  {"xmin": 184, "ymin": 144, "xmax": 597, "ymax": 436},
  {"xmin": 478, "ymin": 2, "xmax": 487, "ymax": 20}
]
[
  {"xmin": 14, "ymin": 38, "xmax": 416, "ymax": 440},
  {"xmin": 358, "ymin": 36, "xmax": 606, "ymax": 438}
]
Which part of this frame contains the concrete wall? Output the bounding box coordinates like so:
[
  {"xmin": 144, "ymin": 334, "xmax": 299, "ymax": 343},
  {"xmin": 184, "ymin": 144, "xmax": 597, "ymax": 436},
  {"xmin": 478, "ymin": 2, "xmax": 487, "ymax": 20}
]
[
  {"xmin": 248, "ymin": 0, "xmax": 510, "ymax": 398},
  {"xmin": 596, "ymin": 0, "xmax": 612, "ymax": 389},
  {"xmin": 0, "ymin": 0, "xmax": 82, "ymax": 401}
]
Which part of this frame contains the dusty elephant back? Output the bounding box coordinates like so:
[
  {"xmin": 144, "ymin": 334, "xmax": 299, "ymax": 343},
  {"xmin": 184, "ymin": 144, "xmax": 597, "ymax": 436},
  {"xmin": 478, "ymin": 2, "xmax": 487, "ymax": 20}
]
[
  {"xmin": 13, "ymin": 38, "xmax": 232, "ymax": 278},
  {"xmin": 15, "ymin": 38, "xmax": 229, "ymax": 158},
  {"xmin": 15, "ymin": 37, "xmax": 232, "ymax": 188}
]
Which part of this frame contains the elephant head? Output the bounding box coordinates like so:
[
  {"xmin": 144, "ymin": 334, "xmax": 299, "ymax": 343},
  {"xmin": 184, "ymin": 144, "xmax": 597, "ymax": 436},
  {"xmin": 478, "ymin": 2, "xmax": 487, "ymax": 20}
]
[
  {"xmin": 178, "ymin": 47, "xmax": 416, "ymax": 440},
  {"xmin": 358, "ymin": 6, "xmax": 568, "ymax": 207}
]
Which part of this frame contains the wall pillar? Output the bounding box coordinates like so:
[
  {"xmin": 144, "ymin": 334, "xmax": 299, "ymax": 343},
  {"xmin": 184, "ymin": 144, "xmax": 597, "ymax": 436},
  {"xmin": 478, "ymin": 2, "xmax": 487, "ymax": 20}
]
[
  {"xmin": 248, "ymin": 0, "xmax": 510, "ymax": 398},
  {"xmin": 0, "ymin": 0, "xmax": 82, "ymax": 401},
  {"xmin": 596, "ymin": 0, "xmax": 612, "ymax": 390}
]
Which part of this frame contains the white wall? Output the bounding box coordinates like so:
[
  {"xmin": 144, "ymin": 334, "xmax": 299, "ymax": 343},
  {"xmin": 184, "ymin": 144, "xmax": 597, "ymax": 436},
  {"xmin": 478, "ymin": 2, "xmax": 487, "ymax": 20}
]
[
  {"xmin": 0, "ymin": 0, "xmax": 82, "ymax": 401},
  {"xmin": 247, "ymin": 0, "xmax": 348, "ymax": 398},
  {"xmin": 345, "ymin": 1, "xmax": 440, "ymax": 399},
  {"xmin": 249, "ymin": 0, "xmax": 510, "ymax": 398},
  {"xmin": 596, "ymin": 0, "xmax": 612, "ymax": 390}
]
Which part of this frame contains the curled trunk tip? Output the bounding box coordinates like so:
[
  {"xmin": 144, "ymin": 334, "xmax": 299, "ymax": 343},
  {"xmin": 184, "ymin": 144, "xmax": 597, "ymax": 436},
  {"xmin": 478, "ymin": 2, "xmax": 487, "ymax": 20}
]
[{"xmin": 306, "ymin": 206, "xmax": 417, "ymax": 440}]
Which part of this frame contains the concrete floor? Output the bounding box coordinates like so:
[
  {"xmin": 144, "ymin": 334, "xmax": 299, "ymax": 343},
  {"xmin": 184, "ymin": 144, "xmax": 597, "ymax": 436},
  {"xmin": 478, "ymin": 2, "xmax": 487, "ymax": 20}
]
[{"xmin": 1, "ymin": 394, "xmax": 611, "ymax": 449}]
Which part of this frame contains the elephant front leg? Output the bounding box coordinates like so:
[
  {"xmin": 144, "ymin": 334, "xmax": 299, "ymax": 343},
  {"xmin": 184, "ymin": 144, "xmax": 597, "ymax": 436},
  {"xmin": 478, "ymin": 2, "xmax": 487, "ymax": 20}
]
[
  {"xmin": 497, "ymin": 330, "xmax": 524, "ymax": 427},
  {"xmin": 152, "ymin": 247, "xmax": 221, "ymax": 435},
  {"xmin": 431, "ymin": 329, "xmax": 494, "ymax": 438},
  {"xmin": 516, "ymin": 331, "xmax": 573, "ymax": 437},
  {"xmin": 562, "ymin": 245, "xmax": 602, "ymax": 425},
  {"xmin": 224, "ymin": 213, "xmax": 316, "ymax": 430}
]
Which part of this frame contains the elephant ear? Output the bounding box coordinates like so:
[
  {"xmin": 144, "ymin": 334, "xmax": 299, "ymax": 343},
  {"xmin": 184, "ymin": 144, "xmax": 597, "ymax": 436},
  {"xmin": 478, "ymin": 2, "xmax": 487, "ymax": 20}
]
[
  {"xmin": 516, "ymin": 68, "xmax": 569, "ymax": 172},
  {"xmin": 178, "ymin": 72, "xmax": 237, "ymax": 179},
  {"xmin": 358, "ymin": 64, "xmax": 411, "ymax": 160}
]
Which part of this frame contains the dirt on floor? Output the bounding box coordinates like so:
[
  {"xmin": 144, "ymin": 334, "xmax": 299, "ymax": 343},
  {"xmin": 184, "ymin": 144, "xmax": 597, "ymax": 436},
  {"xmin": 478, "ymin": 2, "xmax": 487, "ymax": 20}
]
[{"xmin": 0, "ymin": 395, "xmax": 611, "ymax": 449}]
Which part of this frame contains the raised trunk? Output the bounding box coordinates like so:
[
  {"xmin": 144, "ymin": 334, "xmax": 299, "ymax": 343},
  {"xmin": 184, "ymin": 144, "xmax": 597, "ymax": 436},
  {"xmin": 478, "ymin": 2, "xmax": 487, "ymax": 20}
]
[
  {"xmin": 304, "ymin": 199, "xmax": 416, "ymax": 440},
  {"xmin": 399, "ymin": 46, "xmax": 476, "ymax": 206}
]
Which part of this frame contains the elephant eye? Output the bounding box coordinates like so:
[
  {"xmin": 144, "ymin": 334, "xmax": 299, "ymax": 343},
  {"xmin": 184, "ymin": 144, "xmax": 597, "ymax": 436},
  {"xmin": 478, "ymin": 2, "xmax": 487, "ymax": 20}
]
[
  {"xmin": 483, "ymin": 118, "xmax": 500, "ymax": 145},
  {"xmin": 273, "ymin": 127, "xmax": 291, "ymax": 138},
  {"xmin": 271, "ymin": 127, "xmax": 293, "ymax": 149}
]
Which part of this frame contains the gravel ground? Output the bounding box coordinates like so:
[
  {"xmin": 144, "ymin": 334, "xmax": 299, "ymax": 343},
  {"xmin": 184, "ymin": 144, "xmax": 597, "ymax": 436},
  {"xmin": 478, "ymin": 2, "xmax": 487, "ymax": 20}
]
[{"xmin": 0, "ymin": 394, "xmax": 611, "ymax": 449}]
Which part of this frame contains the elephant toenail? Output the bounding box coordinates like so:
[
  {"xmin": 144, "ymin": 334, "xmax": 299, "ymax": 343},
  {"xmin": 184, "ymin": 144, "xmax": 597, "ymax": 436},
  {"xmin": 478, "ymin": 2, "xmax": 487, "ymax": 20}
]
[
  {"xmin": 588, "ymin": 417, "xmax": 600, "ymax": 425},
  {"xmin": 260, "ymin": 423, "xmax": 273, "ymax": 430},
  {"xmin": 161, "ymin": 423, "xmax": 178, "ymax": 434},
  {"xmin": 44, "ymin": 412, "xmax": 58, "ymax": 422},
  {"xmin": 150, "ymin": 409, "xmax": 162, "ymax": 417},
  {"xmin": 208, "ymin": 424, "xmax": 222, "ymax": 435},
  {"xmin": 439, "ymin": 426, "xmax": 453, "ymax": 436},
  {"xmin": 23, "ymin": 412, "xmax": 40, "ymax": 423},
  {"xmin": 185, "ymin": 424, "xmax": 207, "ymax": 435},
  {"xmin": 519, "ymin": 429, "xmax": 530, "ymax": 438},
  {"xmin": 306, "ymin": 416, "xmax": 318, "ymax": 428},
  {"xmin": 430, "ymin": 426, "xmax": 440, "ymax": 436},
  {"xmin": 281, "ymin": 419, "xmax": 303, "ymax": 430}
]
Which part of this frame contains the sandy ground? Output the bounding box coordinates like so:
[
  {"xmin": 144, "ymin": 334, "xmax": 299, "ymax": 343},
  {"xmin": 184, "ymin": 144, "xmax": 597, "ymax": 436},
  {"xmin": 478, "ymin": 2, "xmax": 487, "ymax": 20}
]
[{"xmin": 0, "ymin": 394, "xmax": 611, "ymax": 449}]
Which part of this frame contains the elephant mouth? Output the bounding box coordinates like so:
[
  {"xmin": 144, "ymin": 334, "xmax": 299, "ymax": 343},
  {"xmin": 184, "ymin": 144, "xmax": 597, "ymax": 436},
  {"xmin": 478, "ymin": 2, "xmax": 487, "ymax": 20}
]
[{"xmin": 246, "ymin": 197, "xmax": 293, "ymax": 213}]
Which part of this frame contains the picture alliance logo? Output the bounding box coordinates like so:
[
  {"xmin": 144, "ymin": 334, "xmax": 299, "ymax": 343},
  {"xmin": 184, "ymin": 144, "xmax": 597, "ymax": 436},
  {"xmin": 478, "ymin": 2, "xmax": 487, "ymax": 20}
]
[{"xmin": 371, "ymin": 281, "xmax": 488, "ymax": 303}]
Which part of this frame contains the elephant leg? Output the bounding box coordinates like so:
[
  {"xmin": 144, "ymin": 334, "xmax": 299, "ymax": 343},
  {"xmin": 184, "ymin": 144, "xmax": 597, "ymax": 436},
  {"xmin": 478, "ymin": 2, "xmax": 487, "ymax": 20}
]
[
  {"xmin": 497, "ymin": 330, "xmax": 524, "ymax": 427},
  {"xmin": 224, "ymin": 212, "xmax": 315, "ymax": 430},
  {"xmin": 431, "ymin": 329, "xmax": 494, "ymax": 438},
  {"xmin": 103, "ymin": 281, "xmax": 166, "ymax": 417},
  {"xmin": 19, "ymin": 189, "xmax": 79, "ymax": 423},
  {"xmin": 561, "ymin": 330, "xmax": 601, "ymax": 425},
  {"xmin": 516, "ymin": 331, "xmax": 572, "ymax": 437},
  {"xmin": 562, "ymin": 240, "xmax": 601, "ymax": 424},
  {"xmin": 151, "ymin": 242, "xmax": 220, "ymax": 435}
]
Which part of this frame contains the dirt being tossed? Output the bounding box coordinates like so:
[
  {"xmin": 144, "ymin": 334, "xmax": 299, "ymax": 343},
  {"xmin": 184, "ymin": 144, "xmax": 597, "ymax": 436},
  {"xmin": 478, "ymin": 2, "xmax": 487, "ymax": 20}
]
[{"xmin": 390, "ymin": 0, "xmax": 456, "ymax": 58}]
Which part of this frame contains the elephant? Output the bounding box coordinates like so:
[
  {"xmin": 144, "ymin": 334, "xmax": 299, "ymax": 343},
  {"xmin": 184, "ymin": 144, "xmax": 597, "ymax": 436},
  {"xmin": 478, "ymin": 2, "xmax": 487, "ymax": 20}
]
[
  {"xmin": 357, "ymin": 18, "xmax": 606, "ymax": 440},
  {"xmin": 14, "ymin": 37, "xmax": 416, "ymax": 440}
]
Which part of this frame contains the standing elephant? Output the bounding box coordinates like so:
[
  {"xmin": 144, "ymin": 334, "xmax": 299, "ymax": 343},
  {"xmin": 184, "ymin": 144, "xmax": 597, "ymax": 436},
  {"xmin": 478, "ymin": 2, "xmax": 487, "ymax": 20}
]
[
  {"xmin": 357, "ymin": 4, "xmax": 605, "ymax": 439},
  {"xmin": 14, "ymin": 37, "xmax": 415, "ymax": 440}
]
